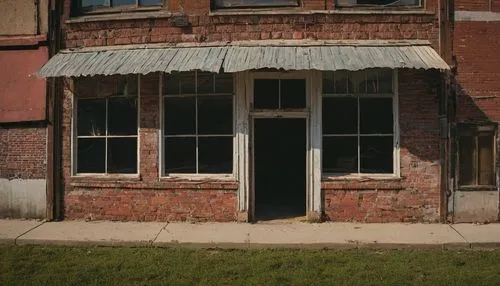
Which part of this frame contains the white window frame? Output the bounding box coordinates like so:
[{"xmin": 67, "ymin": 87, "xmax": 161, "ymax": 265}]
[
  {"xmin": 159, "ymin": 72, "xmax": 236, "ymax": 179},
  {"xmin": 71, "ymin": 75, "xmax": 141, "ymax": 177},
  {"xmin": 321, "ymin": 69, "xmax": 400, "ymax": 179}
]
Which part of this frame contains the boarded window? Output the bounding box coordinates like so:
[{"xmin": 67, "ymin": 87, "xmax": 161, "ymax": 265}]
[
  {"xmin": 75, "ymin": 76, "xmax": 138, "ymax": 174},
  {"xmin": 322, "ymin": 69, "xmax": 395, "ymax": 175},
  {"xmin": 214, "ymin": 0, "xmax": 299, "ymax": 9},
  {"xmin": 163, "ymin": 72, "xmax": 234, "ymax": 175},
  {"xmin": 458, "ymin": 125, "xmax": 496, "ymax": 187},
  {"xmin": 336, "ymin": 0, "xmax": 420, "ymax": 7}
]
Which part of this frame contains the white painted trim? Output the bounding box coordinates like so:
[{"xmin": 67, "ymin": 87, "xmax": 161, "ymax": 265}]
[
  {"xmin": 247, "ymin": 71, "xmax": 314, "ymax": 219},
  {"xmin": 310, "ymin": 70, "xmax": 323, "ymax": 214},
  {"xmin": 158, "ymin": 72, "xmax": 163, "ymax": 180}
]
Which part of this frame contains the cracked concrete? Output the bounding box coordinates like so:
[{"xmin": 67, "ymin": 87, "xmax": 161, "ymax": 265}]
[{"xmin": 1, "ymin": 219, "xmax": 499, "ymax": 249}]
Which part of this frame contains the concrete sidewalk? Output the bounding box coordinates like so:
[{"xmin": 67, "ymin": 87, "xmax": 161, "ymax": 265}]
[{"xmin": 1, "ymin": 219, "xmax": 500, "ymax": 249}]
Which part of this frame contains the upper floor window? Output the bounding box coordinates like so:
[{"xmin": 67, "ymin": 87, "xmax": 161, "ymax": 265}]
[
  {"xmin": 78, "ymin": 0, "xmax": 163, "ymax": 14},
  {"xmin": 336, "ymin": 0, "xmax": 420, "ymax": 7},
  {"xmin": 214, "ymin": 0, "xmax": 299, "ymax": 9}
]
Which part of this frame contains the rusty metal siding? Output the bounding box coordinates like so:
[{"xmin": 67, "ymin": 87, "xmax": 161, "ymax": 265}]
[{"xmin": 38, "ymin": 42, "xmax": 449, "ymax": 77}]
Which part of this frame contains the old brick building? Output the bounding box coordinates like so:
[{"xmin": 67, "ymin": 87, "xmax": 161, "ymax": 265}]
[
  {"xmin": 33, "ymin": 0, "xmax": 498, "ymax": 223},
  {"xmin": 0, "ymin": 0, "xmax": 51, "ymax": 218},
  {"xmin": 449, "ymin": 0, "xmax": 500, "ymax": 222}
]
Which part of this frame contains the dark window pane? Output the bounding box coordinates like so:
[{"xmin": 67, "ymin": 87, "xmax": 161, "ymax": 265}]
[
  {"xmin": 117, "ymin": 75, "xmax": 138, "ymax": 96},
  {"xmin": 281, "ymin": 79, "xmax": 306, "ymax": 109},
  {"xmin": 214, "ymin": 0, "xmax": 299, "ymax": 8},
  {"xmin": 165, "ymin": 75, "xmax": 180, "ymax": 95},
  {"xmin": 165, "ymin": 73, "xmax": 196, "ymax": 95},
  {"xmin": 99, "ymin": 76, "xmax": 120, "ymax": 97},
  {"xmin": 77, "ymin": 99, "xmax": 106, "ymax": 136},
  {"xmin": 350, "ymin": 71, "xmax": 365, "ymax": 94},
  {"xmin": 215, "ymin": 73, "xmax": 233, "ymax": 94},
  {"xmin": 77, "ymin": 138, "xmax": 105, "ymax": 173},
  {"xmin": 139, "ymin": 0, "xmax": 162, "ymax": 5},
  {"xmin": 164, "ymin": 97, "xmax": 196, "ymax": 135},
  {"xmin": 366, "ymin": 70, "xmax": 378, "ymax": 93},
  {"xmin": 322, "ymin": 137, "xmax": 358, "ymax": 173},
  {"xmin": 107, "ymin": 138, "xmax": 137, "ymax": 173},
  {"xmin": 378, "ymin": 69, "xmax": 393, "ymax": 93},
  {"xmin": 82, "ymin": 0, "xmax": 110, "ymax": 8},
  {"xmin": 113, "ymin": 0, "xmax": 136, "ymax": 6},
  {"xmin": 254, "ymin": 79, "xmax": 279, "ymax": 109},
  {"xmin": 323, "ymin": 72, "xmax": 334, "ymax": 94},
  {"xmin": 198, "ymin": 73, "xmax": 214, "ymax": 94},
  {"xmin": 322, "ymin": 98, "xmax": 357, "ymax": 134},
  {"xmin": 334, "ymin": 71, "xmax": 348, "ymax": 94},
  {"xmin": 198, "ymin": 96, "xmax": 233, "ymax": 135},
  {"xmin": 199, "ymin": 137, "xmax": 233, "ymax": 173},
  {"xmin": 108, "ymin": 98, "xmax": 137, "ymax": 135},
  {"xmin": 360, "ymin": 98, "xmax": 393, "ymax": 134},
  {"xmin": 459, "ymin": 136, "xmax": 475, "ymax": 186},
  {"xmin": 478, "ymin": 135, "xmax": 494, "ymax": 185},
  {"xmin": 360, "ymin": 136, "xmax": 393, "ymax": 173},
  {"xmin": 165, "ymin": 137, "xmax": 196, "ymax": 173}
]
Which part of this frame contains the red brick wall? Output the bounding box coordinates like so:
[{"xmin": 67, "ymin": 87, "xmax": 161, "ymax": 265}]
[
  {"xmin": 0, "ymin": 125, "xmax": 47, "ymax": 180},
  {"xmin": 323, "ymin": 69, "xmax": 441, "ymax": 222},
  {"xmin": 61, "ymin": 74, "xmax": 238, "ymax": 222},
  {"xmin": 454, "ymin": 21, "xmax": 500, "ymax": 123},
  {"xmin": 62, "ymin": 0, "xmax": 440, "ymax": 50}
]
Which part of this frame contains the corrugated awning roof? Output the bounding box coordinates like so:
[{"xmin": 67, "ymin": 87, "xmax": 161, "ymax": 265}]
[{"xmin": 38, "ymin": 40, "xmax": 449, "ymax": 77}]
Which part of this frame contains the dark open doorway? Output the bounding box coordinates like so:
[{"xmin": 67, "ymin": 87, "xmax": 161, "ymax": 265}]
[{"xmin": 254, "ymin": 118, "xmax": 306, "ymax": 221}]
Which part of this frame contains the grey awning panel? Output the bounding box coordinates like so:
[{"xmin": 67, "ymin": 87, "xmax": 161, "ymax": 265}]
[{"xmin": 38, "ymin": 43, "xmax": 449, "ymax": 78}]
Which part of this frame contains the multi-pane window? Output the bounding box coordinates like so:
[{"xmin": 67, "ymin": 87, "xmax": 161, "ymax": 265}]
[
  {"xmin": 253, "ymin": 79, "xmax": 307, "ymax": 110},
  {"xmin": 214, "ymin": 0, "xmax": 299, "ymax": 9},
  {"xmin": 322, "ymin": 69, "xmax": 395, "ymax": 175},
  {"xmin": 79, "ymin": 0, "xmax": 163, "ymax": 13},
  {"xmin": 163, "ymin": 72, "xmax": 234, "ymax": 175},
  {"xmin": 458, "ymin": 124, "xmax": 496, "ymax": 187},
  {"xmin": 336, "ymin": 0, "xmax": 420, "ymax": 7},
  {"xmin": 75, "ymin": 75, "xmax": 138, "ymax": 174}
]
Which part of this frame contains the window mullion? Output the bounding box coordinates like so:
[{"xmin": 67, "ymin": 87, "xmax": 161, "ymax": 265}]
[
  {"xmin": 357, "ymin": 95, "xmax": 361, "ymax": 175},
  {"xmin": 195, "ymin": 71, "xmax": 199, "ymax": 174},
  {"xmin": 105, "ymin": 98, "xmax": 109, "ymax": 174}
]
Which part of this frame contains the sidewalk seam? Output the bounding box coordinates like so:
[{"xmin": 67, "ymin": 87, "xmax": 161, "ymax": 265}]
[
  {"xmin": 448, "ymin": 224, "xmax": 471, "ymax": 248},
  {"xmin": 151, "ymin": 222, "xmax": 169, "ymax": 245},
  {"xmin": 14, "ymin": 221, "xmax": 46, "ymax": 246}
]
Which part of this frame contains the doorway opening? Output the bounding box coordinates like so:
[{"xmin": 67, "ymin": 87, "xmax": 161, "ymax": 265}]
[{"xmin": 253, "ymin": 118, "xmax": 306, "ymax": 221}]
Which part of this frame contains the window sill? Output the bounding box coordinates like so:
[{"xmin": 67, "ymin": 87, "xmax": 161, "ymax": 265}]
[
  {"xmin": 70, "ymin": 179, "xmax": 239, "ymax": 190},
  {"xmin": 66, "ymin": 11, "xmax": 178, "ymax": 24},
  {"xmin": 71, "ymin": 174, "xmax": 141, "ymax": 182},
  {"xmin": 160, "ymin": 174, "xmax": 236, "ymax": 181},
  {"xmin": 322, "ymin": 175, "xmax": 403, "ymax": 190},
  {"xmin": 209, "ymin": 9, "xmax": 433, "ymax": 16}
]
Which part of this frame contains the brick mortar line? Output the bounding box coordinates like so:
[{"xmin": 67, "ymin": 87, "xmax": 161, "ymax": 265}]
[{"xmin": 14, "ymin": 221, "xmax": 46, "ymax": 246}]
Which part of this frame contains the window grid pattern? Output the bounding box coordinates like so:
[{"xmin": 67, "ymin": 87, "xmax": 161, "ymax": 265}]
[
  {"xmin": 322, "ymin": 70, "xmax": 394, "ymax": 175},
  {"xmin": 163, "ymin": 71, "xmax": 234, "ymax": 175},
  {"xmin": 75, "ymin": 76, "xmax": 138, "ymax": 174}
]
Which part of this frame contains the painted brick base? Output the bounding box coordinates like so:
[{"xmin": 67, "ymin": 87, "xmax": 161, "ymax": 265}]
[{"xmin": 65, "ymin": 187, "xmax": 237, "ymax": 222}]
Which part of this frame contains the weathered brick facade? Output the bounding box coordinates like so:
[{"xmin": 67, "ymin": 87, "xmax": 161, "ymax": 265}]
[{"xmin": 59, "ymin": 0, "xmax": 447, "ymax": 222}]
